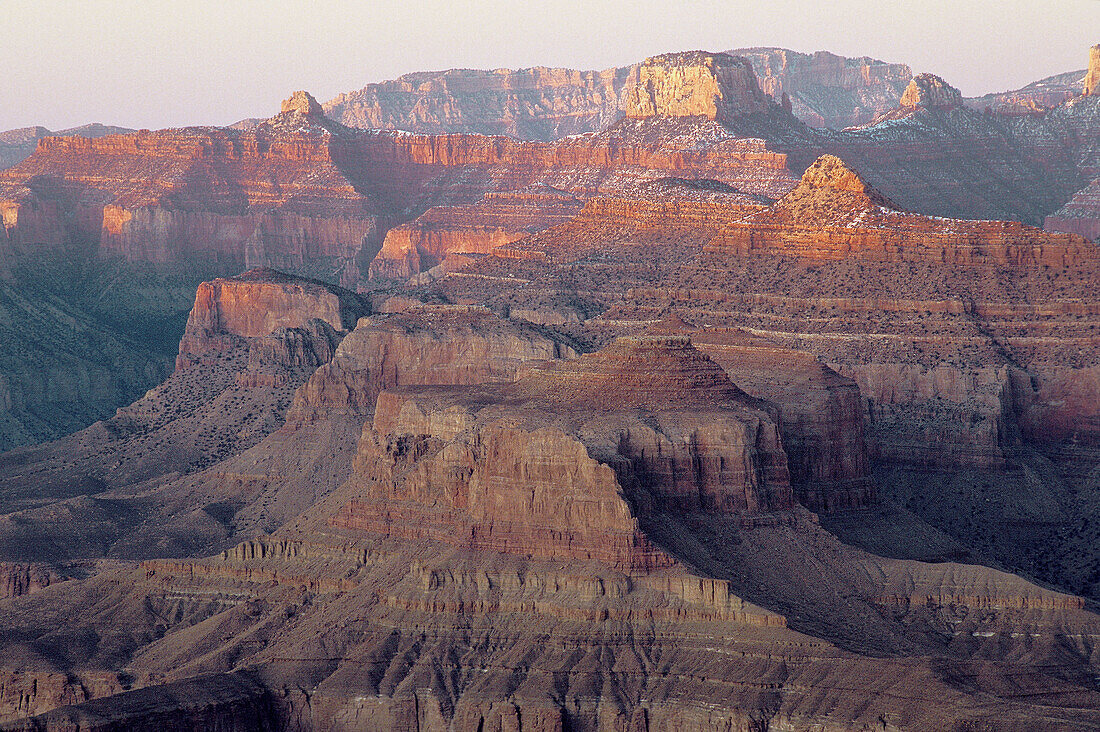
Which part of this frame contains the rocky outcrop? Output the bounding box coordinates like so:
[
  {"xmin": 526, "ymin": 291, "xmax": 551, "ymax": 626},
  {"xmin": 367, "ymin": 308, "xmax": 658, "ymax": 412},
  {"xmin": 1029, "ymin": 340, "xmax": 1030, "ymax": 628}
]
[
  {"xmin": 0, "ymin": 562, "xmax": 59, "ymax": 599},
  {"xmin": 0, "ymin": 673, "xmax": 273, "ymax": 731},
  {"xmin": 280, "ymin": 90, "xmax": 325, "ymax": 117},
  {"xmin": 899, "ymin": 73, "xmax": 964, "ymax": 109},
  {"xmin": 289, "ymin": 304, "xmax": 575, "ymax": 422},
  {"xmin": 330, "ymin": 336, "xmax": 791, "ymax": 571},
  {"xmin": 175, "ymin": 267, "xmax": 367, "ymax": 369},
  {"xmin": 732, "ymin": 47, "xmax": 913, "ymax": 128},
  {"xmin": 621, "ymin": 51, "xmax": 773, "ymax": 120},
  {"xmin": 647, "ymin": 320, "xmax": 872, "ymax": 511},
  {"xmin": 0, "ymin": 671, "xmax": 126, "ymax": 725},
  {"xmin": 1085, "ymin": 44, "xmax": 1100, "ymax": 96},
  {"xmin": 708, "ymin": 154, "xmax": 1096, "ymax": 265}
]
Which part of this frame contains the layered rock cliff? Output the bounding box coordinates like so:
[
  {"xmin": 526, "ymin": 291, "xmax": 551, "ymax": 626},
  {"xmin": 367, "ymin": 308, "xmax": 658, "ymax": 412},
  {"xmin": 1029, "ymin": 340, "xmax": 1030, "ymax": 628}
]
[
  {"xmin": 323, "ymin": 47, "xmax": 917, "ymax": 136},
  {"xmin": 731, "ymin": 47, "xmax": 913, "ymax": 128},
  {"xmin": 646, "ymin": 319, "xmax": 873, "ymax": 511},
  {"xmin": 326, "ymin": 336, "xmax": 791, "ymax": 572},
  {"xmin": 621, "ymin": 51, "xmax": 774, "ymax": 120},
  {"xmin": 0, "ymin": 124, "xmax": 133, "ymax": 171},
  {"xmin": 1084, "ymin": 44, "xmax": 1100, "ymax": 96},
  {"xmin": 708, "ymin": 153, "xmax": 1094, "ymax": 265},
  {"xmin": 290, "ymin": 304, "xmax": 575, "ymax": 422},
  {"xmin": 1045, "ymin": 175, "xmax": 1100, "ymax": 240},
  {"xmin": 0, "ymin": 94, "xmax": 381, "ymax": 287}
]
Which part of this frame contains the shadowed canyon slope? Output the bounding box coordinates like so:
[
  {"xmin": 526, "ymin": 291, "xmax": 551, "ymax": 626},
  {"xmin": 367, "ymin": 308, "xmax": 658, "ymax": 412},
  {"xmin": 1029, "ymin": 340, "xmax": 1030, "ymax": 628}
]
[{"xmin": 3, "ymin": 43, "xmax": 1100, "ymax": 732}]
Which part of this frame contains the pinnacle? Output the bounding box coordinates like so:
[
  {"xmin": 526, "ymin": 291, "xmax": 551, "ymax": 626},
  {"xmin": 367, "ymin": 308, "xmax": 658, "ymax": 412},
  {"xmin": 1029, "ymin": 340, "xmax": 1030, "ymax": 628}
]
[{"xmin": 280, "ymin": 90, "xmax": 324, "ymax": 117}]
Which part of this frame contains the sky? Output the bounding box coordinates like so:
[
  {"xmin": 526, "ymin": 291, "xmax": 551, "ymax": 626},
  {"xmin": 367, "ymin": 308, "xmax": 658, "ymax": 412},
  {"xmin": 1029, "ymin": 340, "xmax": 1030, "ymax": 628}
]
[{"xmin": 2, "ymin": 0, "xmax": 1098, "ymax": 131}]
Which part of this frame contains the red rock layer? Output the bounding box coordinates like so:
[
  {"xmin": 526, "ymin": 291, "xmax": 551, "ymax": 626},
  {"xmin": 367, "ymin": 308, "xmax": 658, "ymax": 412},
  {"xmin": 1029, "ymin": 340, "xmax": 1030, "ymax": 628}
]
[
  {"xmin": 330, "ymin": 336, "xmax": 792, "ymax": 572},
  {"xmin": 1, "ymin": 98, "xmax": 800, "ymax": 288},
  {"xmin": 175, "ymin": 267, "xmax": 368, "ymax": 369},
  {"xmin": 0, "ymin": 96, "xmax": 382, "ymax": 284},
  {"xmin": 647, "ymin": 320, "xmax": 873, "ymax": 511},
  {"xmin": 289, "ymin": 304, "xmax": 575, "ymax": 422},
  {"xmin": 370, "ymin": 187, "xmax": 584, "ymax": 279},
  {"xmin": 708, "ymin": 154, "xmax": 1096, "ymax": 266}
]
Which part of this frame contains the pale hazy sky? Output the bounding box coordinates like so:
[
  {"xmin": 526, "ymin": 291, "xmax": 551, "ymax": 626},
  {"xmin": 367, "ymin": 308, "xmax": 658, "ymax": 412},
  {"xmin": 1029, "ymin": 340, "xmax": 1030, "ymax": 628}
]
[{"xmin": 2, "ymin": 0, "xmax": 1098, "ymax": 131}]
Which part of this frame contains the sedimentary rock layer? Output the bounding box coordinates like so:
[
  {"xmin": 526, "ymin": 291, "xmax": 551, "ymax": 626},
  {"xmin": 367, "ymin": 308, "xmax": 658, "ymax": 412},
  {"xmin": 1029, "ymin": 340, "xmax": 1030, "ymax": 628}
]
[
  {"xmin": 328, "ymin": 336, "xmax": 791, "ymax": 571},
  {"xmin": 709, "ymin": 154, "xmax": 1095, "ymax": 266},
  {"xmin": 290, "ymin": 304, "xmax": 575, "ymax": 422}
]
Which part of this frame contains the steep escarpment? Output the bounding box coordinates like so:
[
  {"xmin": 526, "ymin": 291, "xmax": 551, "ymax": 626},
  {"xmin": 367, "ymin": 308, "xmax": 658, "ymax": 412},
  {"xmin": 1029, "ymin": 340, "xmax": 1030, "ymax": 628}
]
[
  {"xmin": 0, "ymin": 93, "xmax": 381, "ymax": 287},
  {"xmin": 324, "ymin": 65, "xmax": 631, "ymax": 139},
  {"xmin": 1085, "ymin": 44, "xmax": 1100, "ymax": 96},
  {"xmin": 175, "ymin": 267, "xmax": 366, "ymax": 368},
  {"xmin": 323, "ymin": 47, "xmax": 919, "ymax": 136},
  {"xmin": 323, "ymin": 336, "xmax": 791, "ymax": 572},
  {"xmin": 1045, "ymin": 175, "xmax": 1100, "ymax": 240},
  {"xmin": 646, "ymin": 319, "xmax": 873, "ymax": 511},
  {"xmin": 364, "ymin": 117, "xmax": 799, "ymax": 278},
  {"xmin": 731, "ymin": 47, "xmax": 913, "ymax": 128},
  {"xmin": 621, "ymin": 51, "xmax": 774, "ymax": 120}
]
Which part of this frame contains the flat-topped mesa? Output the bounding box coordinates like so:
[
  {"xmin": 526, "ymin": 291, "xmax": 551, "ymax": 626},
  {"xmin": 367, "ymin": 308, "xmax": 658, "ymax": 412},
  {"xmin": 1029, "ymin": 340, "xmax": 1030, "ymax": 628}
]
[
  {"xmin": 289, "ymin": 304, "xmax": 576, "ymax": 422},
  {"xmin": 899, "ymin": 73, "xmax": 963, "ymax": 109},
  {"xmin": 514, "ymin": 335, "xmax": 765, "ymax": 408},
  {"xmin": 176, "ymin": 267, "xmax": 369, "ymax": 370},
  {"xmin": 1084, "ymin": 44, "xmax": 1100, "ymax": 96},
  {"xmin": 708, "ymin": 153, "xmax": 1097, "ymax": 266},
  {"xmin": 622, "ymin": 51, "xmax": 774, "ymax": 122},
  {"xmin": 331, "ymin": 336, "xmax": 792, "ymax": 572}
]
